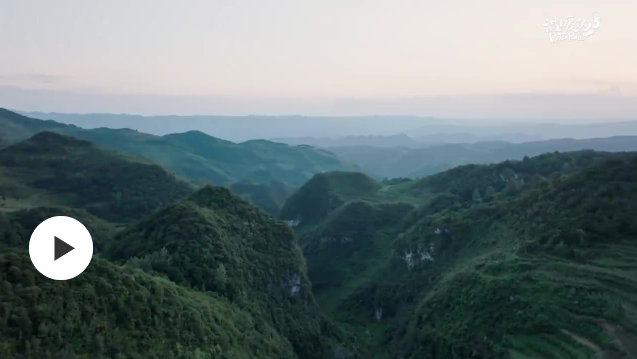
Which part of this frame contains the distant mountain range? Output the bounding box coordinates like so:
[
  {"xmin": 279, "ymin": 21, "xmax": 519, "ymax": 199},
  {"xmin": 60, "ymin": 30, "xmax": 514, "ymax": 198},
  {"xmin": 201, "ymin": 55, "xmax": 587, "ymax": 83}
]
[
  {"xmin": 0, "ymin": 108, "xmax": 357, "ymax": 214},
  {"xmin": 326, "ymin": 136, "xmax": 637, "ymax": 179},
  {"xmin": 273, "ymin": 133, "xmax": 547, "ymax": 148},
  {"xmin": 271, "ymin": 133, "xmax": 421, "ymax": 148},
  {"xmin": 21, "ymin": 110, "xmax": 637, "ymax": 144},
  {"xmin": 409, "ymin": 120, "xmax": 637, "ymax": 141},
  {"xmin": 20, "ymin": 111, "xmax": 436, "ymax": 142}
]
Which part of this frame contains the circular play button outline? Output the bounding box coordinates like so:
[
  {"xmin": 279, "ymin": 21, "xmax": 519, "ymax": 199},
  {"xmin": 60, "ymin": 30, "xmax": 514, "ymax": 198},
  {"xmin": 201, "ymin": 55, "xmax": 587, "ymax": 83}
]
[{"xmin": 29, "ymin": 216, "xmax": 93, "ymax": 280}]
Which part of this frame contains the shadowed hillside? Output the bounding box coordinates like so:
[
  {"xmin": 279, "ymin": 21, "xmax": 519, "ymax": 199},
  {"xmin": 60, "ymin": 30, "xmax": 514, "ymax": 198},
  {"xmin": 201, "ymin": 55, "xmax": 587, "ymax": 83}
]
[
  {"xmin": 107, "ymin": 186, "xmax": 347, "ymax": 358},
  {"xmin": 282, "ymin": 151, "xmax": 637, "ymax": 358},
  {"xmin": 0, "ymin": 249, "xmax": 300, "ymax": 359},
  {"xmin": 0, "ymin": 132, "xmax": 193, "ymax": 222}
]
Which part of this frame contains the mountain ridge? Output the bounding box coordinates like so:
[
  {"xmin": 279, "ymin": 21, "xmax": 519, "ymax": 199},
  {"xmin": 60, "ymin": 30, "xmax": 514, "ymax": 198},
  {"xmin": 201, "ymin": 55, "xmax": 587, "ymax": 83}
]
[
  {"xmin": 281, "ymin": 150, "xmax": 637, "ymax": 358},
  {"xmin": 1, "ymin": 108, "xmax": 358, "ymax": 214}
]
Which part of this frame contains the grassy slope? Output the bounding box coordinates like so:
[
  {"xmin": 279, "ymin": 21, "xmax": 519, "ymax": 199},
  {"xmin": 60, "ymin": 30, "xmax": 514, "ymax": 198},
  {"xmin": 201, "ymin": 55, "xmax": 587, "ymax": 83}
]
[{"xmin": 0, "ymin": 132, "xmax": 193, "ymax": 223}]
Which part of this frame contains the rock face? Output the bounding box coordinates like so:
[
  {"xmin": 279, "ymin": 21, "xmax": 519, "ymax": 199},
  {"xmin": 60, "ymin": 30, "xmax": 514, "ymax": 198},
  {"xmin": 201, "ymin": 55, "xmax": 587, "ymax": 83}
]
[{"xmin": 107, "ymin": 185, "xmax": 335, "ymax": 358}]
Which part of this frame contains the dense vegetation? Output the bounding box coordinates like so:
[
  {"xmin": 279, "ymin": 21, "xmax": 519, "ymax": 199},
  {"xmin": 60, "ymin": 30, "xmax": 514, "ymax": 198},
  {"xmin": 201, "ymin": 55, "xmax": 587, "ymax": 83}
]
[
  {"xmin": 2, "ymin": 112, "xmax": 637, "ymax": 359},
  {"xmin": 0, "ymin": 181, "xmax": 351, "ymax": 358},
  {"xmin": 0, "ymin": 132, "xmax": 193, "ymax": 222},
  {"xmin": 282, "ymin": 151, "xmax": 637, "ymax": 358},
  {"xmin": 0, "ymin": 249, "xmax": 299, "ymax": 359},
  {"xmin": 0, "ymin": 206, "xmax": 115, "ymax": 252},
  {"xmin": 280, "ymin": 171, "xmax": 382, "ymax": 225},
  {"xmin": 106, "ymin": 186, "xmax": 343, "ymax": 358},
  {"xmin": 229, "ymin": 180, "xmax": 295, "ymax": 216}
]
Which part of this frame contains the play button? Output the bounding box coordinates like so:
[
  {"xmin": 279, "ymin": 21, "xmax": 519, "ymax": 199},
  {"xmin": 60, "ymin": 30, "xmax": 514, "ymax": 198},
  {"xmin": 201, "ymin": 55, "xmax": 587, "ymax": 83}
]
[
  {"xmin": 54, "ymin": 236, "xmax": 74, "ymax": 261},
  {"xmin": 29, "ymin": 216, "xmax": 93, "ymax": 280}
]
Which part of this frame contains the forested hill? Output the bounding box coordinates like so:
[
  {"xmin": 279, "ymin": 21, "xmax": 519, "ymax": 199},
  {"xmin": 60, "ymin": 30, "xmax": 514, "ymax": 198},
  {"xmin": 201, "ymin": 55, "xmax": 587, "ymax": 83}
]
[
  {"xmin": 0, "ymin": 185, "xmax": 352, "ymax": 358},
  {"xmin": 0, "ymin": 131, "xmax": 193, "ymax": 222},
  {"xmin": 106, "ymin": 186, "xmax": 341, "ymax": 358},
  {"xmin": 2, "ymin": 105, "xmax": 637, "ymax": 358},
  {"xmin": 0, "ymin": 108, "xmax": 357, "ymax": 213},
  {"xmin": 281, "ymin": 150, "xmax": 637, "ymax": 358}
]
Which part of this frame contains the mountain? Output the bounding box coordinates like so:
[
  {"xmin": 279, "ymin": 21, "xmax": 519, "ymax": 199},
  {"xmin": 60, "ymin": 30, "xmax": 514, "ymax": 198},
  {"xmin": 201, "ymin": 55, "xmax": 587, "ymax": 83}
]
[
  {"xmin": 280, "ymin": 172, "xmax": 383, "ymax": 226},
  {"xmin": 0, "ymin": 248, "xmax": 301, "ymax": 358},
  {"xmin": 271, "ymin": 134, "xmax": 421, "ymax": 148},
  {"xmin": 408, "ymin": 120, "xmax": 637, "ymax": 141},
  {"xmin": 0, "ymin": 206, "xmax": 115, "ymax": 251},
  {"xmin": 106, "ymin": 185, "xmax": 346, "ymax": 358},
  {"xmin": 0, "ymin": 132, "xmax": 193, "ymax": 222},
  {"xmin": 0, "ymin": 183, "xmax": 353, "ymax": 358},
  {"xmin": 1, "ymin": 108, "xmax": 357, "ymax": 212},
  {"xmin": 21, "ymin": 111, "xmax": 637, "ymax": 143},
  {"xmin": 4, "ymin": 105, "xmax": 637, "ymax": 358},
  {"xmin": 375, "ymin": 153, "xmax": 637, "ymax": 358},
  {"xmin": 415, "ymin": 132, "xmax": 544, "ymax": 144},
  {"xmin": 21, "ymin": 111, "xmax": 435, "ymax": 142},
  {"xmin": 230, "ymin": 179, "xmax": 296, "ymax": 216},
  {"xmin": 281, "ymin": 151, "xmax": 637, "ymax": 358},
  {"xmin": 0, "ymin": 108, "xmax": 71, "ymax": 147},
  {"xmin": 328, "ymin": 136, "xmax": 637, "ymax": 179}
]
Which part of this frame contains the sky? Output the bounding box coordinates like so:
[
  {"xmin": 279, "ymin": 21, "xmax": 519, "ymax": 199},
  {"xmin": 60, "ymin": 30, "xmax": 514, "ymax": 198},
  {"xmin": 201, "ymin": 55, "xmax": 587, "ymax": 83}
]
[{"xmin": 1, "ymin": 0, "xmax": 637, "ymax": 118}]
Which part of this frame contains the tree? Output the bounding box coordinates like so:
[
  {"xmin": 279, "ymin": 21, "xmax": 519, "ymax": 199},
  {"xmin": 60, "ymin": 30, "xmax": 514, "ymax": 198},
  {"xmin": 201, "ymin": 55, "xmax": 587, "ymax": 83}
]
[
  {"xmin": 214, "ymin": 264, "xmax": 227, "ymax": 291},
  {"xmin": 472, "ymin": 188, "xmax": 482, "ymax": 203},
  {"xmin": 484, "ymin": 186, "xmax": 496, "ymax": 199}
]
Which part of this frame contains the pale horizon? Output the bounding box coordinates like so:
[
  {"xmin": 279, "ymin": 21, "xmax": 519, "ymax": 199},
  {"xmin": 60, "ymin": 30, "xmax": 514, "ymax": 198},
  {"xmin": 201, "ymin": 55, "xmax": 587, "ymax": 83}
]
[{"xmin": 1, "ymin": 0, "xmax": 637, "ymax": 118}]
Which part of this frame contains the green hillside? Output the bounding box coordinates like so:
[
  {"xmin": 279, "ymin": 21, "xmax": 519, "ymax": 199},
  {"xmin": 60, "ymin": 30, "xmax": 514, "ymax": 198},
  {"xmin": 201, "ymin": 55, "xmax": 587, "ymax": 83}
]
[
  {"xmin": 0, "ymin": 108, "xmax": 71, "ymax": 147},
  {"xmin": 107, "ymin": 186, "xmax": 345, "ymax": 358},
  {"xmin": 282, "ymin": 151, "xmax": 637, "ymax": 358},
  {"xmin": 0, "ymin": 178, "xmax": 353, "ymax": 358},
  {"xmin": 0, "ymin": 132, "xmax": 193, "ymax": 222},
  {"xmin": 230, "ymin": 179, "xmax": 296, "ymax": 216},
  {"xmin": 0, "ymin": 249, "xmax": 299, "ymax": 359},
  {"xmin": 374, "ymin": 154, "xmax": 637, "ymax": 358},
  {"xmin": 0, "ymin": 206, "xmax": 115, "ymax": 251},
  {"xmin": 280, "ymin": 171, "xmax": 383, "ymax": 226}
]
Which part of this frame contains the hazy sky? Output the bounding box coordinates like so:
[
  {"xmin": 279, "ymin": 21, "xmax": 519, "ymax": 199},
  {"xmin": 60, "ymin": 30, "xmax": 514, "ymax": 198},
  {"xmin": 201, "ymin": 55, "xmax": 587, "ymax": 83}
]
[{"xmin": 1, "ymin": 0, "xmax": 637, "ymax": 117}]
